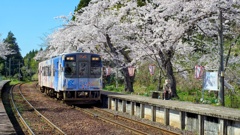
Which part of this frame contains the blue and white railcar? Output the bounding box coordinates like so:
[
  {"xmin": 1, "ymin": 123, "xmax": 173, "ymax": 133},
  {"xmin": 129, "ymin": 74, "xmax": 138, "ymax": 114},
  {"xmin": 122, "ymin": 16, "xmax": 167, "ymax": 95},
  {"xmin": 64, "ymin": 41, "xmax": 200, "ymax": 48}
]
[{"xmin": 38, "ymin": 52, "xmax": 102, "ymax": 104}]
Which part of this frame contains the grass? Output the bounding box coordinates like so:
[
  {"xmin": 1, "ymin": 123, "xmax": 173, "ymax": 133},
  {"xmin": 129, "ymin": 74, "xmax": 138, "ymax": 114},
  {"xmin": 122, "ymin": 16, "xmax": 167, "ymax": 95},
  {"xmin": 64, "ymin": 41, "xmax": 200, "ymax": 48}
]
[
  {"xmin": 104, "ymin": 85, "xmax": 123, "ymax": 92},
  {"xmin": 10, "ymin": 80, "xmax": 23, "ymax": 85},
  {"xmin": 2, "ymin": 76, "xmax": 34, "ymax": 85},
  {"xmin": 13, "ymin": 94, "xmax": 26, "ymax": 113}
]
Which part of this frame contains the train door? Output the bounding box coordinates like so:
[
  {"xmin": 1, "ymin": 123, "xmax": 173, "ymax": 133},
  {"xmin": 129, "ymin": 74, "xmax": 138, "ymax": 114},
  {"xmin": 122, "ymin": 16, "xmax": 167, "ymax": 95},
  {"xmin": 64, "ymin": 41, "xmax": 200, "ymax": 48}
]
[
  {"xmin": 53, "ymin": 59, "xmax": 59, "ymax": 91},
  {"xmin": 58, "ymin": 61, "xmax": 63, "ymax": 90}
]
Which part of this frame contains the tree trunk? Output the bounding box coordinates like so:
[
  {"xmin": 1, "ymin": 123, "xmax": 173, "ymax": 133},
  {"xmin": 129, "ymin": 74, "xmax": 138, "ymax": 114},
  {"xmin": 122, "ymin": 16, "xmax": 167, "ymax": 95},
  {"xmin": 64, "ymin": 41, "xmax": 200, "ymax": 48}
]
[
  {"xmin": 157, "ymin": 70, "xmax": 162, "ymax": 91},
  {"xmin": 105, "ymin": 33, "xmax": 134, "ymax": 93},
  {"xmin": 121, "ymin": 67, "xmax": 134, "ymax": 92},
  {"xmin": 158, "ymin": 48, "xmax": 178, "ymax": 98},
  {"xmin": 165, "ymin": 61, "xmax": 178, "ymax": 98}
]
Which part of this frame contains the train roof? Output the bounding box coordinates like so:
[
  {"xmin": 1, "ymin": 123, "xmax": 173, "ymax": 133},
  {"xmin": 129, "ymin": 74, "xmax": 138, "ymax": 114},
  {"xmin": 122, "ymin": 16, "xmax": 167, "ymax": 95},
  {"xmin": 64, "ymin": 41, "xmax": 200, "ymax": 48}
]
[
  {"xmin": 61, "ymin": 52, "xmax": 100, "ymax": 56},
  {"xmin": 49, "ymin": 52, "xmax": 101, "ymax": 58},
  {"xmin": 39, "ymin": 52, "xmax": 101, "ymax": 63}
]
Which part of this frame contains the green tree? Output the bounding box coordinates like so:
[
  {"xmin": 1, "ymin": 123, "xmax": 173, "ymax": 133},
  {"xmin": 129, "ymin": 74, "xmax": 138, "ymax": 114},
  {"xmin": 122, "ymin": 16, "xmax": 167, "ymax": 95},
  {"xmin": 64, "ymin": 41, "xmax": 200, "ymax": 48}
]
[
  {"xmin": 137, "ymin": 0, "xmax": 146, "ymax": 7},
  {"xmin": 72, "ymin": 0, "xmax": 91, "ymax": 20},
  {"xmin": 22, "ymin": 49, "xmax": 39, "ymax": 80},
  {"xmin": 0, "ymin": 58, "xmax": 6, "ymax": 75},
  {"xmin": 4, "ymin": 31, "xmax": 23, "ymax": 79}
]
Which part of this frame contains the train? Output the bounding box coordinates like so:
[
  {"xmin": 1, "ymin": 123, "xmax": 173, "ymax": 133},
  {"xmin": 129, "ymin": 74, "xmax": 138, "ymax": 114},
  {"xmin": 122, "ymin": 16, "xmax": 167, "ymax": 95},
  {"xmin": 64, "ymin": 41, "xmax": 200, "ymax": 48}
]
[{"xmin": 38, "ymin": 52, "xmax": 103, "ymax": 104}]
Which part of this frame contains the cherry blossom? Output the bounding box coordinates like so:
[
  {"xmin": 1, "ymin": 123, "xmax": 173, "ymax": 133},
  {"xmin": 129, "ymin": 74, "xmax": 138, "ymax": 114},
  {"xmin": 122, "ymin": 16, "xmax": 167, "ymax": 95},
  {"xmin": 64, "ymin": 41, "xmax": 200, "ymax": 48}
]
[
  {"xmin": 0, "ymin": 34, "xmax": 15, "ymax": 59},
  {"xmin": 35, "ymin": 0, "xmax": 240, "ymax": 94}
]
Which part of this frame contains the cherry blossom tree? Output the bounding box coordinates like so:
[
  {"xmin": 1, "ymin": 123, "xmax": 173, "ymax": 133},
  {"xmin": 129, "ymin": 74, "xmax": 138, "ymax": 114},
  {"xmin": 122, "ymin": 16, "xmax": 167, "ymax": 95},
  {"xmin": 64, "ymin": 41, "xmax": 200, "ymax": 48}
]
[
  {"xmin": 36, "ymin": 0, "xmax": 140, "ymax": 92},
  {"xmin": 73, "ymin": 0, "xmax": 142, "ymax": 92},
  {"xmin": 119, "ymin": 0, "xmax": 205, "ymax": 97},
  {"xmin": 36, "ymin": 0, "xmax": 240, "ymax": 96},
  {"xmin": 122, "ymin": 0, "xmax": 240, "ymax": 97},
  {"xmin": 0, "ymin": 34, "xmax": 15, "ymax": 59}
]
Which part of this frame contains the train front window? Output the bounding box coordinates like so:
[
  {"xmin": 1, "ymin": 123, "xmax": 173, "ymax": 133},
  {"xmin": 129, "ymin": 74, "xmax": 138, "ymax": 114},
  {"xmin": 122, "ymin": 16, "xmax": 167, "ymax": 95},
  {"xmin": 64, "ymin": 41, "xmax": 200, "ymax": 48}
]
[
  {"xmin": 90, "ymin": 67, "xmax": 101, "ymax": 76},
  {"xmin": 64, "ymin": 55, "xmax": 77, "ymax": 77},
  {"xmin": 90, "ymin": 56, "xmax": 102, "ymax": 78},
  {"xmin": 78, "ymin": 62, "xmax": 88, "ymax": 78}
]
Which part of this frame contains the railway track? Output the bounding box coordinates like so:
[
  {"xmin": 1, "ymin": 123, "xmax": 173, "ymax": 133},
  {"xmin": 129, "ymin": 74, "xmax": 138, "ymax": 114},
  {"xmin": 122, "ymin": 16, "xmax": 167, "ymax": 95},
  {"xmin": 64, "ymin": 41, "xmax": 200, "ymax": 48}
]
[
  {"xmin": 8, "ymin": 82, "xmax": 183, "ymax": 134},
  {"xmin": 10, "ymin": 83, "xmax": 66, "ymax": 135},
  {"xmin": 12, "ymin": 82, "xmax": 133, "ymax": 134},
  {"xmin": 93, "ymin": 107, "xmax": 180, "ymax": 135},
  {"xmin": 75, "ymin": 106, "xmax": 180, "ymax": 135}
]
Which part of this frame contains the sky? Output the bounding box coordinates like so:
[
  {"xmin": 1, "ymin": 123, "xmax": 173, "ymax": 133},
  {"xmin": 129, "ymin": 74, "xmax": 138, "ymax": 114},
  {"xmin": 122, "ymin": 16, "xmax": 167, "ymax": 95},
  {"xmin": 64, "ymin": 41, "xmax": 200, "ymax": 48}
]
[{"xmin": 0, "ymin": 0, "xmax": 80, "ymax": 57}]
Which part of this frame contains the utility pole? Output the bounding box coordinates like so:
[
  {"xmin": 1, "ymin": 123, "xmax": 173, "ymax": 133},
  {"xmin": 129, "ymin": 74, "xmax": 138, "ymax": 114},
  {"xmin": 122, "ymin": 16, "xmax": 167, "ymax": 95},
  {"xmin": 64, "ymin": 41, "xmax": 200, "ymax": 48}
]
[{"xmin": 218, "ymin": 9, "xmax": 224, "ymax": 106}]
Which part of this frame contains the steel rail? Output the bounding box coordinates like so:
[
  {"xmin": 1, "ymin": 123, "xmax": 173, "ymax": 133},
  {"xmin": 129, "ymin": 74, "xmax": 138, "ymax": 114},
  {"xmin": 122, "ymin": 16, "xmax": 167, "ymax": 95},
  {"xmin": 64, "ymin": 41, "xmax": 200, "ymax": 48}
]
[
  {"xmin": 75, "ymin": 106, "xmax": 150, "ymax": 135},
  {"xmin": 17, "ymin": 83, "xmax": 66, "ymax": 135},
  {"xmin": 93, "ymin": 107, "xmax": 180, "ymax": 135},
  {"xmin": 10, "ymin": 84, "xmax": 35, "ymax": 135}
]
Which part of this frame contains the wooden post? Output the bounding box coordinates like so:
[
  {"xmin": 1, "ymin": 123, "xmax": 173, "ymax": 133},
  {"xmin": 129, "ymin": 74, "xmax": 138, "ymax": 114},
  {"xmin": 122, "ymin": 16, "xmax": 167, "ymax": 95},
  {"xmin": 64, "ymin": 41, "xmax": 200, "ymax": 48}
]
[
  {"xmin": 122, "ymin": 100, "xmax": 126, "ymax": 113},
  {"xmin": 130, "ymin": 102, "xmax": 134, "ymax": 115},
  {"xmin": 198, "ymin": 115, "xmax": 204, "ymax": 135},
  {"xmin": 179, "ymin": 111, "xmax": 185, "ymax": 130},
  {"xmin": 151, "ymin": 106, "xmax": 156, "ymax": 122},
  {"xmin": 140, "ymin": 104, "xmax": 145, "ymax": 118},
  {"xmin": 115, "ymin": 99, "xmax": 118, "ymax": 111},
  {"xmin": 164, "ymin": 108, "xmax": 169, "ymax": 125},
  {"xmin": 108, "ymin": 97, "xmax": 111, "ymax": 109},
  {"xmin": 219, "ymin": 119, "xmax": 227, "ymax": 135}
]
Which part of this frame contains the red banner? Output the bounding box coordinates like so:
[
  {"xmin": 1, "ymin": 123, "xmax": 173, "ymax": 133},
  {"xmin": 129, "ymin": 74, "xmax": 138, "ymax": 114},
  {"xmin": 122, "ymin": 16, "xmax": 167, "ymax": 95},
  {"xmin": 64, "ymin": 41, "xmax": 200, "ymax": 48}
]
[
  {"xmin": 105, "ymin": 67, "xmax": 111, "ymax": 76},
  {"xmin": 195, "ymin": 65, "xmax": 204, "ymax": 79},
  {"xmin": 128, "ymin": 67, "xmax": 135, "ymax": 77},
  {"xmin": 149, "ymin": 65, "xmax": 155, "ymax": 75}
]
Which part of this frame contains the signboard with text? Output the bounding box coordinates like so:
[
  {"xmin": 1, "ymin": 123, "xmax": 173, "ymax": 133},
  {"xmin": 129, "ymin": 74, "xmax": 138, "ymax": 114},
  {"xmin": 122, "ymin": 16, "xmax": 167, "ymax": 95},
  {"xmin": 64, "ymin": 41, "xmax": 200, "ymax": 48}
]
[{"xmin": 203, "ymin": 71, "xmax": 219, "ymax": 91}]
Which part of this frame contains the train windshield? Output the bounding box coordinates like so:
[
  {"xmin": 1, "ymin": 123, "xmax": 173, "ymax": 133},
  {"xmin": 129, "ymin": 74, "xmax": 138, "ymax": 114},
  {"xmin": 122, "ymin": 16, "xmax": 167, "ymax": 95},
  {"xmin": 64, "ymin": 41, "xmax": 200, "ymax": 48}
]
[
  {"xmin": 65, "ymin": 54, "xmax": 102, "ymax": 78},
  {"xmin": 64, "ymin": 55, "xmax": 77, "ymax": 77},
  {"xmin": 90, "ymin": 56, "xmax": 102, "ymax": 78},
  {"xmin": 78, "ymin": 62, "xmax": 89, "ymax": 78}
]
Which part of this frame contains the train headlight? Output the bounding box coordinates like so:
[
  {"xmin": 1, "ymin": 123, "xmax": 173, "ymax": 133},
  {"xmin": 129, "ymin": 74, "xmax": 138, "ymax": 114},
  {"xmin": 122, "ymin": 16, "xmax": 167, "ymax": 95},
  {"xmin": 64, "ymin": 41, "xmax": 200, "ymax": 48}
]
[
  {"xmin": 91, "ymin": 57, "xmax": 99, "ymax": 61},
  {"xmin": 66, "ymin": 57, "xmax": 75, "ymax": 60}
]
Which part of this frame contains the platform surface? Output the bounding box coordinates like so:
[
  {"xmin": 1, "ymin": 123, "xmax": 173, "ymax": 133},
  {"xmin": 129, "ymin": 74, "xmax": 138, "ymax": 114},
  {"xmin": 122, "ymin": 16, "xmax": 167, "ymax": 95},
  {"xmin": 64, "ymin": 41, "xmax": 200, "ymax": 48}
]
[{"xmin": 0, "ymin": 80, "xmax": 16, "ymax": 135}]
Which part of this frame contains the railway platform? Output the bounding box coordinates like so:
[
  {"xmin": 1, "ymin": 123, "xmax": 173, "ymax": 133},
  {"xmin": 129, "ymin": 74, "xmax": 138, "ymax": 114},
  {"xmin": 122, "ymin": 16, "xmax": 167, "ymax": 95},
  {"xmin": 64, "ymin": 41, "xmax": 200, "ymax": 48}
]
[
  {"xmin": 101, "ymin": 90, "xmax": 240, "ymax": 135},
  {"xmin": 0, "ymin": 80, "xmax": 16, "ymax": 135}
]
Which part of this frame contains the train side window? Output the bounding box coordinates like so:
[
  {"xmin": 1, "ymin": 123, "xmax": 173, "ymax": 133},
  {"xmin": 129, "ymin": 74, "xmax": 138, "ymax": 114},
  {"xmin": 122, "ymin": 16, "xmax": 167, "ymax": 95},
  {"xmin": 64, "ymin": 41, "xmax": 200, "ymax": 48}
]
[
  {"xmin": 43, "ymin": 67, "xmax": 45, "ymax": 76},
  {"xmin": 48, "ymin": 66, "xmax": 51, "ymax": 76},
  {"xmin": 44, "ymin": 67, "xmax": 47, "ymax": 76},
  {"xmin": 53, "ymin": 68, "xmax": 55, "ymax": 76}
]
